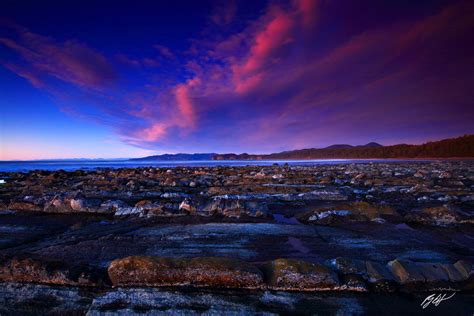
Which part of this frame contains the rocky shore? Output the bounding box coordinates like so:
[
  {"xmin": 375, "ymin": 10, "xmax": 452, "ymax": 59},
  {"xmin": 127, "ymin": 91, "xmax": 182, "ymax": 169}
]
[{"xmin": 0, "ymin": 160, "xmax": 473, "ymax": 314}]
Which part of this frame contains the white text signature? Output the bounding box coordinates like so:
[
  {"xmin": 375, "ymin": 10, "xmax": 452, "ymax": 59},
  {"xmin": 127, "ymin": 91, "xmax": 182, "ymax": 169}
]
[{"xmin": 420, "ymin": 293, "xmax": 456, "ymax": 309}]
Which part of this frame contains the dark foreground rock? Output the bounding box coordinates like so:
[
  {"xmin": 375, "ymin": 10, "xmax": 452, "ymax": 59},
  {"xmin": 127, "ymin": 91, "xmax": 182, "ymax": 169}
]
[{"xmin": 2, "ymin": 283, "xmax": 473, "ymax": 315}]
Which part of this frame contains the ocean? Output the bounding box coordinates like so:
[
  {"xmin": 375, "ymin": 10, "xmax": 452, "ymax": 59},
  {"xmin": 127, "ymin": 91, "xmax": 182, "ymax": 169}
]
[{"xmin": 0, "ymin": 159, "xmax": 436, "ymax": 172}]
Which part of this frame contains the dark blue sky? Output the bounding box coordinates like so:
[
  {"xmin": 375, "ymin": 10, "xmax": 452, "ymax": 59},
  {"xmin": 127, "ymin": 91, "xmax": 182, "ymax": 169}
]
[{"xmin": 1, "ymin": 0, "xmax": 473, "ymax": 159}]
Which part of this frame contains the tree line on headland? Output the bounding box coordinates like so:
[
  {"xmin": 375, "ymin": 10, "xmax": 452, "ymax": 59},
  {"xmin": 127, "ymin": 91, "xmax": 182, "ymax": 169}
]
[
  {"xmin": 132, "ymin": 135, "xmax": 474, "ymax": 161},
  {"xmin": 213, "ymin": 135, "xmax": 474, "ymax": 160}
]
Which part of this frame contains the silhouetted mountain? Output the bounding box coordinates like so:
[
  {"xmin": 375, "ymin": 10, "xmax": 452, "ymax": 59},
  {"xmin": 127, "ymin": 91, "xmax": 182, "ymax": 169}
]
[
  {"xmin": 363, "ymin": 142, "xmax": 383, "ymax": 148},
  {"xmin": 322, "ymin": 142, "xmax": 382, "ymax": 150},
  {"xmin": 130, "ymin": 153, "xmax": 216, "ymax": 161},
  {"xmin": 324, "ymin": 144, "xmax": 353, "ymax": 150},
  {"xmin": 213, "ymin": 135, "xmax": 474, "ymax": 160}
]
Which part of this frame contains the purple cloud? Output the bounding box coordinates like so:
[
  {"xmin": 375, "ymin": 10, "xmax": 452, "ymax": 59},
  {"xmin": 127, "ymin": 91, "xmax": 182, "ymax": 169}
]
[
  {"xmin": 153, "ymin": 44, "xmax": 175, "ymax": 60},
  {"xmin": 1, "ymin": 0, "xmax": 473, "ymax": 153},
  {"xmin": 0, "ymin": 27, "xmax": 117, "ymax": 90}
]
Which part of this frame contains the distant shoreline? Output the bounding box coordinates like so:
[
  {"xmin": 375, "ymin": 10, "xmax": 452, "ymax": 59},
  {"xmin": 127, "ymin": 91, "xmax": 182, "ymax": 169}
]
[
  {"xmin": 133, "ymin": 135, "xmax": 474, "ymax": 161},
  {"xmin": 2, "ymin": 157, "xmax": 474, "ymax": 163}
]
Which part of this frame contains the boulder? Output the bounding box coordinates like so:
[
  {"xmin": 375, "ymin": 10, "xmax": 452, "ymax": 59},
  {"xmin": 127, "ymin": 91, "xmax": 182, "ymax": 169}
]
[
  {"xmin": 298, "ymin": 202, "xmax": 397, "ymax": 225},
  {"xmin": 100, "ymin": 200, "xmax": 132, "ymax": 215},
  {"xmin": 365, "ymin": 261, "xmax": 397, "ymax": 292},
  {"xmin": 440, "ymin": 263, "xmax": 466, "ymax": 283},
  {"xmin": 405, "ymin": 204, "xmax": 464, "ymax": 226},
  {"xmin": 108, "ymin": 256, "xmax": 264, "ymax": 289},
  {"xmin": 262, "ymin": 258, "xmax": 339, "ymax": 291},
  {"xmin": 304, "ymin": 210, "xmax": 353, "ymax": 225},
  {"xmin": 387, "ymin": 259, "xmax": 425, "ymax": 286},
  {"xmin": 69, "ymin": 198, "xmax": 102, "ymax": 213},
  {"xmin": 199, "ymin": 199, "xmax": 268, "ymax": 218},
  {"xmin": 454, "ymin": 260, "xmax": 474, "ymax": 290},
  {"xmin": 42, "ymin": 195, "xmax": 101, "ymax": 214},
  {"xmin": 70, "ymin": 198, "xmax": 86, "ymax": 211},
  {"xmin": 132, "ymin": 200, "xmax": 165, "ymax": 217},
  {"xmin": 454, "ymin": 260, "xmax": 472, "ymax": 279},
  {"xmin": 416, "ymin": 263, "xmax": 450, "ymax": 288},
  {"xmin": 43, "ymin": 195, "xmax": 73, "ymax": 213},
  {"xmin": 179, "ymin": 199, "xmax": 196, "ymax": 213}
]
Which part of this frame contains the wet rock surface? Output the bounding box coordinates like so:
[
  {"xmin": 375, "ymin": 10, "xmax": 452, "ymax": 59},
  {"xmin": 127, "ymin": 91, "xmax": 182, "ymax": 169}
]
[{"xmin": 0, "ymin": 160, "xmax": 473, "ymax": 313}]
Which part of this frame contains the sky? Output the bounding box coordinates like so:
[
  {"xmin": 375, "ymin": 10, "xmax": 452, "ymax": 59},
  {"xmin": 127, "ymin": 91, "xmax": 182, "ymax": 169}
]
[{"xmin": 0, "ymin": 0, "xmax": 473, "ymax": 160}]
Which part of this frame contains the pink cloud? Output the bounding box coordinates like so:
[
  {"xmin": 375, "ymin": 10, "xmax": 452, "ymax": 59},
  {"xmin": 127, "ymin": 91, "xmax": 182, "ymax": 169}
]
[
  {"xmin": 137, "ymin": 123, "xmax": 168, "ymax": 142},
  {"xmin": 175, "ymin": 79, "xmax": 199, "ymax": 129},
  {"xmin": 293, "ymin": 0, "xmax": 319, "ymax": 28},
  {"xmin": 240, "ymin": 11, "xmax": 294, "ymax": 75},
  {"xmin": 234, "ymin": 73, "xmax": 263, "ymax": 94}
]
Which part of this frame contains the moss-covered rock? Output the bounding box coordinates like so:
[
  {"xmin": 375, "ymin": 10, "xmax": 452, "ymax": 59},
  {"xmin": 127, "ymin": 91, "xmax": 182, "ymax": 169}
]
[
  {"xmin": 0, "ymin": 255, "xmax": 108, "ymax": 287},
  {"xmin": 107, "ymin": 256, "xmax": 264, "ymax": 289},
  {"xmin": 262, "ymin": 258, "xmax": 339, "ymax": 291}
]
